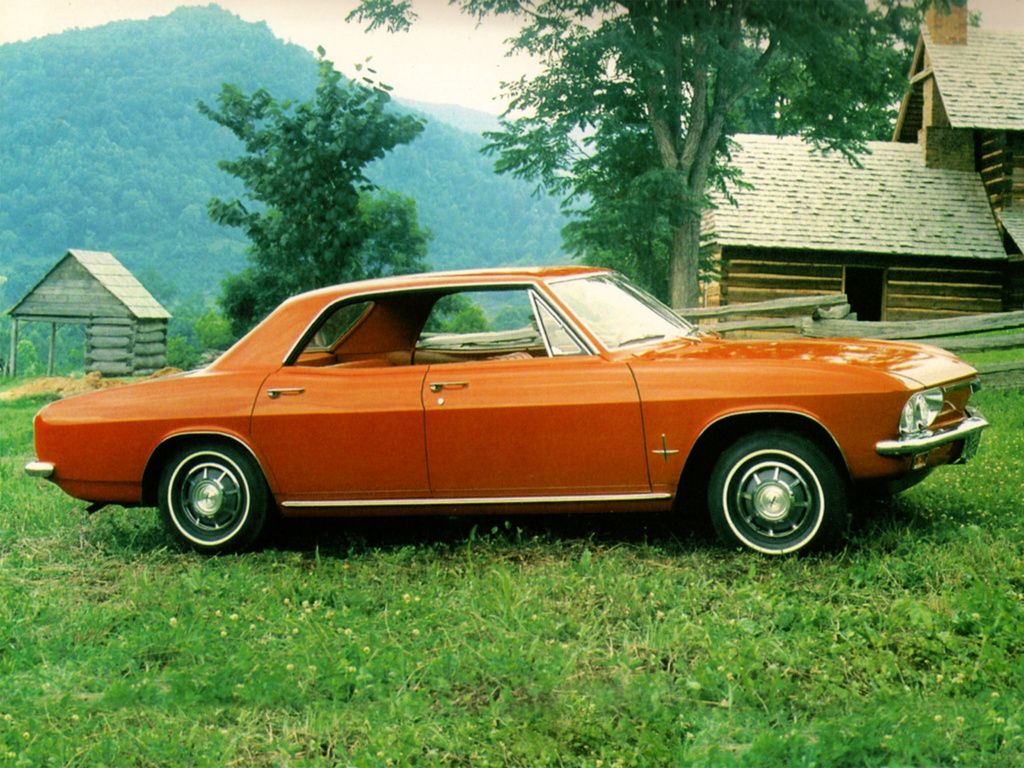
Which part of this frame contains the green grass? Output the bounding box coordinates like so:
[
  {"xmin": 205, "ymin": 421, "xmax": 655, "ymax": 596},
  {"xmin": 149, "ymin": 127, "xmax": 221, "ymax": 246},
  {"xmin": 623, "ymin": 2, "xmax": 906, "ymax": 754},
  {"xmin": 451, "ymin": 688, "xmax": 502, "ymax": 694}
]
[
  {"xmin": 961, "ymin": 347, "xmax": 1024, "ymax": 367},
  {"xmin": 1, "ymin": 390, "xmax": 1023, "ymax": 766}
]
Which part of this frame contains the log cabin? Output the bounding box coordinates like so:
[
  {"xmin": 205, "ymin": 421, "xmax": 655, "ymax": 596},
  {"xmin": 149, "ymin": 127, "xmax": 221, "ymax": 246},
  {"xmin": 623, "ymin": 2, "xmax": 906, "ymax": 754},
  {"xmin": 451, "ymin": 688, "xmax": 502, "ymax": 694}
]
[{"xmin": 702, "ymin": 0, "xmax": 1024, "ymax": 320}]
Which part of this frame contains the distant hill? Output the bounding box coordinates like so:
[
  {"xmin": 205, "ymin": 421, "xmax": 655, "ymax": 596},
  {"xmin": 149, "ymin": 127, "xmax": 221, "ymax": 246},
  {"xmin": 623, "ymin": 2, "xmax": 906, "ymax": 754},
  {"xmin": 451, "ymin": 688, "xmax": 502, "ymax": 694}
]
[
  {"xmin": 0, "ymin": 4, "xmax": 566, "ymax": 310},
  {"xmin": 402, "ymin": 100, "xmax": 502, "ymax": 135}
]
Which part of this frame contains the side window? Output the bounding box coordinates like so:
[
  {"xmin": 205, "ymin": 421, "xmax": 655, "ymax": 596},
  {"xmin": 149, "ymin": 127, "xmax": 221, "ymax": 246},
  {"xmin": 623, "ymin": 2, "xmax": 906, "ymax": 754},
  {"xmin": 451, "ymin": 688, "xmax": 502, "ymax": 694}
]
[
  {"xmin": 535, "ymin": 300, "xmax": 586, "ymax": 356},
  {"xmin": 415, "ymin": 289, "xmax": 545, "ymax": 362},
  {"xmin": 296, "ymin": 300, "xmax": 372, "ymax": 363}
]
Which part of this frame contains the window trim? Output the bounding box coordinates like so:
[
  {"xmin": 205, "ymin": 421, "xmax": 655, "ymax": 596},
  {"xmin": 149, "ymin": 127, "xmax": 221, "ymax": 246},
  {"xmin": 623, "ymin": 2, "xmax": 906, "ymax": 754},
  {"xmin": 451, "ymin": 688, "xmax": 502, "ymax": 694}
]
[
  {"xmin": 284, "ymin": 282, "xmax": 597, "ymax": 366},
  {"xmin": 529, "ymin": 290, "xmax": 589, "ymax": 358},
  {"xmin": 304, "ymin": 300, "xmax": 375, "ymax": 353}
]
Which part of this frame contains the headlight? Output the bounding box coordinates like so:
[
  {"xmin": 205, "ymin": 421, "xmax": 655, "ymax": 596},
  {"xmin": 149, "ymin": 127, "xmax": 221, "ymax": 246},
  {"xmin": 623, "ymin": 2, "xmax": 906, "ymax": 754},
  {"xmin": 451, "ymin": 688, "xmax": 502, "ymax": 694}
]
[{"xmin": 898, "ymin": 388, "xmax": 945, "ymax": 436}]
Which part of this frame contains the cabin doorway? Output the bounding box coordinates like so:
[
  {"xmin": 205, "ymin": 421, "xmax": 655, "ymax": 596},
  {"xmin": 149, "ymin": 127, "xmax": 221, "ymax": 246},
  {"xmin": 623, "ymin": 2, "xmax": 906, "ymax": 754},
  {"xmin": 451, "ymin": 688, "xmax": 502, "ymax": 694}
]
[{"xmin": 844, "ymin": 266, "xmax": 886, "ymax": 321}]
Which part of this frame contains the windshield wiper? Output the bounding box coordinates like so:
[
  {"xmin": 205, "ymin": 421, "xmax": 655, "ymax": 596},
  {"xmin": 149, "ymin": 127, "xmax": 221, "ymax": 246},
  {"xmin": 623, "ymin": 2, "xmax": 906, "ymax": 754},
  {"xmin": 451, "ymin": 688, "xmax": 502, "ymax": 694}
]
[{"xmin": 617, "ymin": 334, "xmax": 665, "ymax": 348}]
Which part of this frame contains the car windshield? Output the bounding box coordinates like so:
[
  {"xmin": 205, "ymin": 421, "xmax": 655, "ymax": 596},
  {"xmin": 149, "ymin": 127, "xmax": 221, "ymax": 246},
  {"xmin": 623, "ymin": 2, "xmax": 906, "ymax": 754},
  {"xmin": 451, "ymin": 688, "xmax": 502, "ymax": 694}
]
[{"xmin": 549, "ymin": 273, "xmax": 696, "ymax": 350}]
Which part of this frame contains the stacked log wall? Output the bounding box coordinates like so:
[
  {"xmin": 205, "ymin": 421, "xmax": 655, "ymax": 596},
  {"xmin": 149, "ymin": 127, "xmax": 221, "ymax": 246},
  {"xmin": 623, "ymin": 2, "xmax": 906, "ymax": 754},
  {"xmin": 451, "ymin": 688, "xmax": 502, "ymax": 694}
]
[
  {"xmin": 84, "ymin": 318, "xmax": 168, "ymax": 375},
  {"xmin": 978, "ymin": 131, "xmax": 1024, "ymax": 211},
  {"xmin": 721, "ymin": 247, "xmax": 1011, "ymax": 321},
  {"xmin": 85, "ymin": 318, "xmax": 134, "ymax": 376},
  {"xmin": 132, "ymin": 319, "xmax": 168, "ymax": 373}
]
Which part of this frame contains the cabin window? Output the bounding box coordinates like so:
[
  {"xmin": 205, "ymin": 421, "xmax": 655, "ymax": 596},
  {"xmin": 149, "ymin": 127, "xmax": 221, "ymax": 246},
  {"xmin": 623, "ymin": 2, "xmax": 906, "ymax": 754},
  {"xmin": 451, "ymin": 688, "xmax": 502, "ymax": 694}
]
[{"xmin": 844, "ymin": 266, "xmax": 886, "ymax": 322}]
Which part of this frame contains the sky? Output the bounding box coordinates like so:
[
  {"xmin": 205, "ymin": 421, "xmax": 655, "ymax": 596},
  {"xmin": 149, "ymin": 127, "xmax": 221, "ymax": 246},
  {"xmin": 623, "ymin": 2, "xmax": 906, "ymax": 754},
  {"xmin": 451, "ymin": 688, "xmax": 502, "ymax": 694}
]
[
  {"xmin": 0, "ymin": 0, "xmax": 538, "ymax": 114},
  {"xmin": 2, "ymin": 0, "xmax": 1024, "ymax": 115}
]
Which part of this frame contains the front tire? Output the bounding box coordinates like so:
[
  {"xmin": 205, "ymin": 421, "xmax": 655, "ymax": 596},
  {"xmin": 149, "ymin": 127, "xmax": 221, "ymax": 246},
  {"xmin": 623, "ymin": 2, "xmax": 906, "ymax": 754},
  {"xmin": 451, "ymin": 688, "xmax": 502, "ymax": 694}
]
[
  {"xmin": 159, "ymin": 443, "xmax": 269, "ymax": 553},
  {"xmin": 707, "ymin": 431, "xmax": 847, "ymax": 555}
]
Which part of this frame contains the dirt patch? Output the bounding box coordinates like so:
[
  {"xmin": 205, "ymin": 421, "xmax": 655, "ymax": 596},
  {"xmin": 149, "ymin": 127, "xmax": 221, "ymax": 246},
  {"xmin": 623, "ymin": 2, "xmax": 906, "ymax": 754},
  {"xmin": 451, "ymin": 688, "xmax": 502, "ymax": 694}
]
[{"xmin": 0, "ymin": 368, "xmax": 183, "ymax": 401}]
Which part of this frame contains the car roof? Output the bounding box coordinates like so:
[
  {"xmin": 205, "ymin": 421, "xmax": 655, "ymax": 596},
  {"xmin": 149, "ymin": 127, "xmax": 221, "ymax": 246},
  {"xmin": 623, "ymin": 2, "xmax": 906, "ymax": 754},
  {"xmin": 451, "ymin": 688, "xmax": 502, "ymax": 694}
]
[
  {"xmin": 210, "ymin": 265, "xmax": 610, "ymax": 371},
  {"xmin": 295, "ymin": 265, "xmax": 609, "ymax": 302}
]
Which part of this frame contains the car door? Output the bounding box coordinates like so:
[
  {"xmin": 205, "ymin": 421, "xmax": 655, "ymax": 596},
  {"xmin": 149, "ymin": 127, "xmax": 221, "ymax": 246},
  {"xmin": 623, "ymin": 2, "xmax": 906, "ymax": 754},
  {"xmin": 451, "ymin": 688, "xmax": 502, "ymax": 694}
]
[
  {"xmin": 419, "ymin": 289, "xmax": 650, "ymax": 497},
  {"xmin": 248, "ymin": 294, "xmax": 433, "ymax": 504},
  {"xmin": 424, "ymin": 356, "xmax": 649, "ymax": 496},
  {"xmin": 251, "ymin": 365, "xmax": 430, "ymax": 502}
]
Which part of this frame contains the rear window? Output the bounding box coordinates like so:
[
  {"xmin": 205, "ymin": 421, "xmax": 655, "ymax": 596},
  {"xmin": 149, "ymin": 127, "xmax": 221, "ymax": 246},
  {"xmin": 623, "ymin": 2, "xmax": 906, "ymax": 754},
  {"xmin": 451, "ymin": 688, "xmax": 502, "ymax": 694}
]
[{"xmin": 305, "ymin": 301, "xmax": 373, "ymax": 352}]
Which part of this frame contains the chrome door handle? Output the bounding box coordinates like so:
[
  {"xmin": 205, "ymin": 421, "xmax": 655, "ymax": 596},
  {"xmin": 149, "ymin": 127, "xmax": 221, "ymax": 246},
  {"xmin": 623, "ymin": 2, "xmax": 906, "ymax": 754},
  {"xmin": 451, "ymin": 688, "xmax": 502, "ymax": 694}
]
[
  {"xmin": 429, "ymin": 381, "xmax": 469, "ymax": 393},
  {"xmin": 267, "ymin": 387, "xmax": 305, "ymax": 399}
]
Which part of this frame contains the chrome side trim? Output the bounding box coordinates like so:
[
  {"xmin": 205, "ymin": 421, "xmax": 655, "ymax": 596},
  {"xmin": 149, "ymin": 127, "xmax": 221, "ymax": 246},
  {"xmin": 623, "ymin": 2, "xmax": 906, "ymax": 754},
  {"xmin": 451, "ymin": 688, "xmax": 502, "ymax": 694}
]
[
  {"xmin": 876, "ymin": 411, "xmax": 989, "ymax": 457},
  {"xmin": 281, "ymin": 491, "xmax": 671, "ymax": 509},
  {"xmin": 25, "ymin": 461, "xmax": 55, "ymax": 479}
]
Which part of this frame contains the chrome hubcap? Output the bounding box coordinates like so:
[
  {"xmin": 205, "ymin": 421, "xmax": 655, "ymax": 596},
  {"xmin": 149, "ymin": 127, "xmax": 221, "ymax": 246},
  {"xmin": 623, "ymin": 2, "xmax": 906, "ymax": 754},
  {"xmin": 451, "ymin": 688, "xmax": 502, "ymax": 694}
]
[
  {"xmin": 176, "ymin": 460, "xmax": 245, "ymax": 535},
  {"xmin": 752, "ymin": 481, "xmax": 792, "ymax": 521},
  {"xmin": 733, "ymin": 459, "xmax": 814, "ymax": 538},
  {"xmin": 191, "ymin": 480, "xmax": 225, "ymax": 518}
]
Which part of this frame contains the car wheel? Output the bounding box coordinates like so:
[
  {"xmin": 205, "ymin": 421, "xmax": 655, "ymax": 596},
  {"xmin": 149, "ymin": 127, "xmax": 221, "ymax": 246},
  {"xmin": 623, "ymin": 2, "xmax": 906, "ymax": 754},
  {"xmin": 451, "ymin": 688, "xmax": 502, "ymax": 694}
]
[
  {"xmin": 707, "ymin": 431, "xmax": 847, "ymax": 555},
  {"xmin": 159, "ymin": 443, "xmax": 269, "ymax": 553}
]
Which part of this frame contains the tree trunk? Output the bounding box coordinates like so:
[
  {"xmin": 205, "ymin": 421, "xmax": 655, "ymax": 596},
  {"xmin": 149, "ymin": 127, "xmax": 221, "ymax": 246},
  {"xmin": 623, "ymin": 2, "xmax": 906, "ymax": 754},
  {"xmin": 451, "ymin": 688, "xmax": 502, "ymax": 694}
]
[{"xmin": 668, "ymin": 209, "xmax": 702, "ymax": 310}]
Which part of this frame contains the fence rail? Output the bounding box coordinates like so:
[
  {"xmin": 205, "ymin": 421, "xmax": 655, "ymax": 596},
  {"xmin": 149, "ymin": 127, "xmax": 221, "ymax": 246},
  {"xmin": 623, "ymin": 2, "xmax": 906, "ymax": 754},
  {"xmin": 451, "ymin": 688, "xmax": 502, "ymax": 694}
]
[
  {"xmin": 678, "ymin": 293, "xmax": 848, "ymax": 321},
  {"xmin": 801, "ymin": 309, "xmax": 1024, "ymax": 341}
]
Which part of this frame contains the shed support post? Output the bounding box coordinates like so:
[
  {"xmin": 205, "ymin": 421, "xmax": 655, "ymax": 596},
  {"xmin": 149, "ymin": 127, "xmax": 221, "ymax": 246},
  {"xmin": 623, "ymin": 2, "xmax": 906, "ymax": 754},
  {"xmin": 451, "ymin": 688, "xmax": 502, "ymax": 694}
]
[
  {"xmin": 48, "ymin": 323, "xmax": 56, "ymax": 376},
  {"xmin": 9, "ymin": 318, "xmax": 17, "ymax": 378}
]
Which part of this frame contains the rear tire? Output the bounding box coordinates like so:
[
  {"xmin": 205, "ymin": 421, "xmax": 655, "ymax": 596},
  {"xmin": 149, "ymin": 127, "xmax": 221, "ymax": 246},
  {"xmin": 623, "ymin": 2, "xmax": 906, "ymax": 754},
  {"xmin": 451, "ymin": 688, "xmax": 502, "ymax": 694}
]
[
  {"xmin": 707, "ymin": 431, "xmax": 847, "ymax": 555},
  {"xmin": 159, "ymin": 443, "xmax": 269, "ymax": 554}
]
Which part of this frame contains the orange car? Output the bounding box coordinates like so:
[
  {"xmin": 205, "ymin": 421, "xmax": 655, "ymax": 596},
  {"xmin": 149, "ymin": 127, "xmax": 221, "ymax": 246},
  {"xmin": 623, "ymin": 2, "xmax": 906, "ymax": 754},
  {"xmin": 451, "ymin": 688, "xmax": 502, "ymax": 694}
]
[{"xmin": 26, "ymin": 267, "xmax": 987, "ymax": 555}]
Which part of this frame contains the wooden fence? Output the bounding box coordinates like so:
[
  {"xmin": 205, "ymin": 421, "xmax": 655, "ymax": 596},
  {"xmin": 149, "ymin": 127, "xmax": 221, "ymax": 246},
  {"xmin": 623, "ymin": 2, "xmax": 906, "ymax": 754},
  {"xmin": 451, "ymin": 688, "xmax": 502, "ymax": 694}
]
[{"xmin": 677, "ymin": 295, "xmax": 1024, "ymax": 389}]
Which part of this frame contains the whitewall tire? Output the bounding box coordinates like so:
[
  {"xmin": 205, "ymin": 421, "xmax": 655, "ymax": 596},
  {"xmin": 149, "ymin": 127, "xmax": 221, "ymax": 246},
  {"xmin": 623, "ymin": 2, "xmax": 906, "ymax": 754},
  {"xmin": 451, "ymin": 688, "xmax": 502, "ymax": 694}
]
[
  {"xmin": 158, "ymin": 443, "xmax": 269, "ymax": 553},
  {"xmin": 707, "ymin": 431, "xmax": 847, "ymax": 555}
]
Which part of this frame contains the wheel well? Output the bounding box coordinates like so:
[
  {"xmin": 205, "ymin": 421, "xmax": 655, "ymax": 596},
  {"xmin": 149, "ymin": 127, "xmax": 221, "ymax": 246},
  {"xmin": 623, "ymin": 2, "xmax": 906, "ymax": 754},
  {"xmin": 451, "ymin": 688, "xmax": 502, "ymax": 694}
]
[
  {"xmin": 676, "ymin": 412, "xmax": 849, "ymax": 514},
  {"xmin": 141, "ymin": 433, "xmax": 262, "ymax": 506}
]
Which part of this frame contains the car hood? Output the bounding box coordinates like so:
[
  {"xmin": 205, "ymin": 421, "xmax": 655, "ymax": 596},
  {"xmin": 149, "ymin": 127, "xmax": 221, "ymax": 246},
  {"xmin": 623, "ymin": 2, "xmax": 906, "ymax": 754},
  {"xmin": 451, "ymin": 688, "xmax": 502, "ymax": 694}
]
[{"xmin": 632, "ymin": 336, "xmax": 976, "ymax": 389}]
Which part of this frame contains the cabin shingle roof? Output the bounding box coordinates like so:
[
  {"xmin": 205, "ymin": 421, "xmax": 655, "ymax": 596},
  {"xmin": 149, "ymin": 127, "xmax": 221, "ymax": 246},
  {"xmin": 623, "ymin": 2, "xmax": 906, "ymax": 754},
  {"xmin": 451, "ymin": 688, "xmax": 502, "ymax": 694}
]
[
  {"xmin": 703, "ymin": 134, "xmax": 1006, "ymax": 260},
  {"xmin": 999, "ymin": 210, "xmax": 1024, "ymax": 253},
  {"xmin": 67, "ymin": 250, "xmax": 170, "ymax": 319},
  {"xmin": 10, "ymin": 249, "xmax": 171, "ymax": 320},
  {"xmin": 923, "ymin": 27, "xmax": 1024, "ymax": 131}
]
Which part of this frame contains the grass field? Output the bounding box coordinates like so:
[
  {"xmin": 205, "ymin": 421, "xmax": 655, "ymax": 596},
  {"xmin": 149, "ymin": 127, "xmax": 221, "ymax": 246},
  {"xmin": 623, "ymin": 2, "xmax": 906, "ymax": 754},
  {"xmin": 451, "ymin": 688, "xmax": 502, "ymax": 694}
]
[{"xmin": 1, "ymin": 387, "xmax": 1022, "ymax": 766}]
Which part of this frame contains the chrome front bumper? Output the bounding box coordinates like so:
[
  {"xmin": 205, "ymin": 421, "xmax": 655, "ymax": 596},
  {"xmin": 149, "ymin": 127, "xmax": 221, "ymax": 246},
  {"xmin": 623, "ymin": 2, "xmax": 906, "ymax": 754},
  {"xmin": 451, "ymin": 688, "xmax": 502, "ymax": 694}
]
[
  {"xmin": 25, "ymin": 461, "xmax": 55, "ymax": 479},
  {"xmin": 876, "ymin": 408, "xmax": 988, "ymax": 463}
]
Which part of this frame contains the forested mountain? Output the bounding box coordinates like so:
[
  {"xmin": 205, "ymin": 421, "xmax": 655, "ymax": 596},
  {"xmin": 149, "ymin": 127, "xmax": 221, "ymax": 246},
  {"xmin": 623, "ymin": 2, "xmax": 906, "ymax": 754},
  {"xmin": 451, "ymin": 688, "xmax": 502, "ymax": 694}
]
[{"xmin": 0, "ymin": 4, "xmax": 565, "ymax": 310}]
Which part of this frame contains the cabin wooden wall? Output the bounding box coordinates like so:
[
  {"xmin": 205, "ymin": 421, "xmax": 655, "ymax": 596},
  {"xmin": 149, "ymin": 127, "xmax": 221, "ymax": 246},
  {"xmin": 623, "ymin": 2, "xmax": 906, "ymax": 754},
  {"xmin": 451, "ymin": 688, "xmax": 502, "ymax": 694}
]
[
  {"xmin": 85, "ymin": 318, "xmax": 168, "ymax": 375},
  {"xmin": 720, "ymin": 247, "xmax": 1012, "ymax": 320},
  {"xmin": 134, "ymin": 319, "xmax": 168, "ymax": 373},
  {"xmin": 978, "ymin": 130, "xmax": 1024, "ymax": 211},
  {"xmin": 85, "ymin": 318, "xmax": 134, "ymax": 375}
]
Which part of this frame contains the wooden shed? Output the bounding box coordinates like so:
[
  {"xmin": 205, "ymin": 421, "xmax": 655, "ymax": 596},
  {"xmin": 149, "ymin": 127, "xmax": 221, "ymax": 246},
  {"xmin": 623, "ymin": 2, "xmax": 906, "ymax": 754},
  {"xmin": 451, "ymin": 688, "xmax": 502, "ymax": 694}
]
[{"xmin": 8, "ymin": 249, "xmax": 171, "ymax": 376}]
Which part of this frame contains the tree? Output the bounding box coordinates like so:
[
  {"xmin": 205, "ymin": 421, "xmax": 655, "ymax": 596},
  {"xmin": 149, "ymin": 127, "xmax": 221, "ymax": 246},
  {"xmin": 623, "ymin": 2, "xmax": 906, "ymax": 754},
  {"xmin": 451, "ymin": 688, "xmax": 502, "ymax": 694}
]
[
  {"xmin": 200, "ymin": 50, "xmax": 430, "ymax": 333},
  {"xmin": 353, "ymin": 1, "xmax": 921, "ymax": 307}
]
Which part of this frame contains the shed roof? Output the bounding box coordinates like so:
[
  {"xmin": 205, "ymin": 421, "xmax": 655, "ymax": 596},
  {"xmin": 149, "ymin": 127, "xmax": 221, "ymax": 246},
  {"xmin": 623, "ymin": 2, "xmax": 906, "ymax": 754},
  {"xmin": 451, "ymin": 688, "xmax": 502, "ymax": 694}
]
[
  {"xmin": 922, "ymin": 27, "xmax": 1024, "ymax": 131},
  {"xmin": 10, "ymin": 249, "xmax": 170, "ymax": 320},
  {"xmin": 999, "ymin": 210, "xmax": 1024, "ymax": 254},
  {"xmin": 703, "ymin": 134, "xmax": 1007, "ymax": 260}
]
